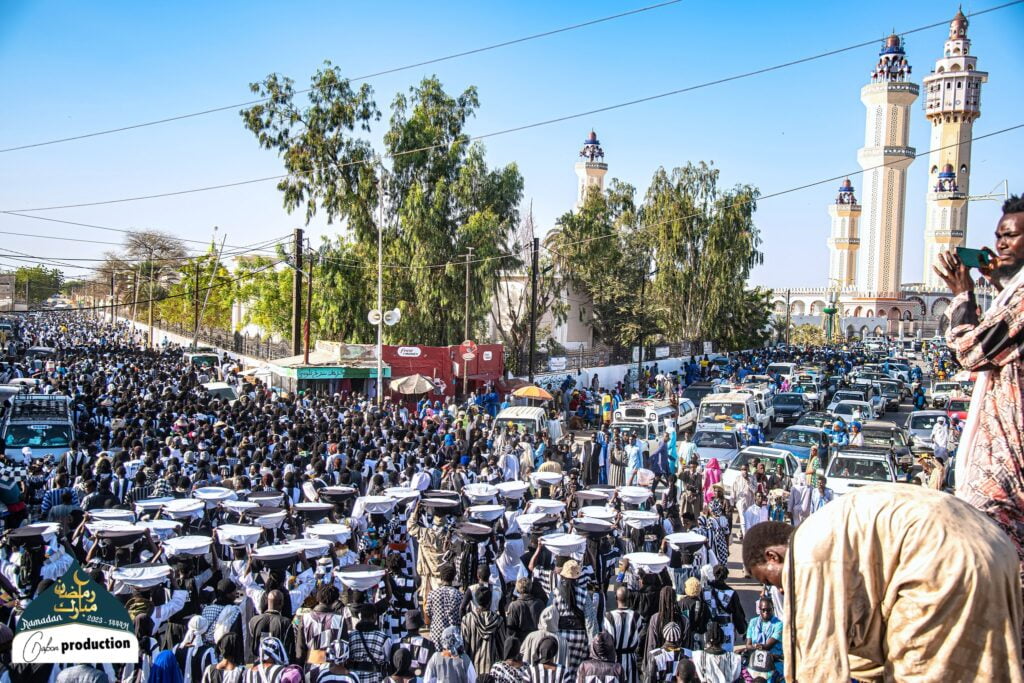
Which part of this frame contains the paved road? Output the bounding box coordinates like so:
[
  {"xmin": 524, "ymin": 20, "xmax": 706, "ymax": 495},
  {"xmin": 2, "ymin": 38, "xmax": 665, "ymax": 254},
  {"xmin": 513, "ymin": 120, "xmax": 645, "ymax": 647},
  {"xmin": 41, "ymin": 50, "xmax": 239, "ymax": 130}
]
[{"xmin": 726, "ymin": 395, "xmax": 920, "ymax": 615}]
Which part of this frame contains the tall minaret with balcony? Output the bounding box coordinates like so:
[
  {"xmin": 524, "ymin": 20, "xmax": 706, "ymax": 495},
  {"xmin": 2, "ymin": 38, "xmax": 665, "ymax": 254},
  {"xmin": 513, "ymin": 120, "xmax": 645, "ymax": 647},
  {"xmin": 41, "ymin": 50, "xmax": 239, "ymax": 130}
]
[
  {"xmin": 855, "ymin": 34, "xmax": 918, "ymax": 298},
  {"xmin": 575, "ymin": 130, "xmax": 608, "ymax": 209},
  {"xmin": 828, "ymin": 179, "xmax": 862, "ymax": 287},
  {"xmin": 921, "ymin": 9, "xmax": 988, "ymax": 289}
]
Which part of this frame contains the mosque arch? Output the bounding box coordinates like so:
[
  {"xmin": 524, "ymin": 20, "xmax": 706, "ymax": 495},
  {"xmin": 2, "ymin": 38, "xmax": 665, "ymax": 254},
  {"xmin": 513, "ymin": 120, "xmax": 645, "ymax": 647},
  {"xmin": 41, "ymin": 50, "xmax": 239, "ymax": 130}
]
[
  {"xmin": 932, "ymin": 297, "xmax": 952, "ymax": 317},
  {"xmin": 888, "ymin": 307, "xmax": 901, "ymax": 320},
  {"xmin": 873, "ymin": 326, "xmax": 885, "ymax": 336},
  {"xmin": 865, "ymin": 309, "xmax": 874, "ymax": 318},
  {"xmin": 846, "ymin": 325, "xmax": 856, "ymax": 339},
  {"xmin": 859, "ymin": 325, "xmax": 870, "ymax": 338},
  {"xmin": 853, "ymin": 306, "xmax": 863, "ymax": 317},
  {"xmin": 790, "ymin": 301, "xmax": 805, "ymax": 316},
  {"xmin": 902, "ymin": 310, "xmax": 913, "ymax": 321},
  {"xmin": 905, "ymin": 296, "xmax": 927, "ymax": 316},
  {"xmin": 772, "ymin": 300, "xmax": 787, "ymax": 315},
  {"xmin": 809, "ymin": 300, "xmax": 827, "ymax": 315}
]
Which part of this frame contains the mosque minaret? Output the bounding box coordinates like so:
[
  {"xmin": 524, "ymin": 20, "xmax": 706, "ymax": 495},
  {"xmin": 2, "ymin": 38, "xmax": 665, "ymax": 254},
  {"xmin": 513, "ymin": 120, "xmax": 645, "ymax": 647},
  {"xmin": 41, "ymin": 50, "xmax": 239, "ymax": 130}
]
[{"xmin": 921, "ymin": 9, "xmax": 988, "ymax": 288}]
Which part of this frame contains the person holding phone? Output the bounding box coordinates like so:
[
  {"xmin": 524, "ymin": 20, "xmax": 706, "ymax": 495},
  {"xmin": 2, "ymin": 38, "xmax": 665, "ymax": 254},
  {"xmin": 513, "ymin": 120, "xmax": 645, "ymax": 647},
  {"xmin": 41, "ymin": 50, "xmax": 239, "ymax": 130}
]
[{"xmin": 933, "ymin": 193, "xmax": 1024, "ymax": 576}]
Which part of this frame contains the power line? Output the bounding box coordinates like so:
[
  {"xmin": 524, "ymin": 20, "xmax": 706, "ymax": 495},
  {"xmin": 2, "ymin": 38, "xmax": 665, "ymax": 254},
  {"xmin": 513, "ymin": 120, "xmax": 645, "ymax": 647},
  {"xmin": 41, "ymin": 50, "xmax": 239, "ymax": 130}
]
[
  {"xmin": 36, "ymin": 259, "xmax": 287, "ymax": 313},
  {"xmin": 5, "ymin": 1, "xmax": 1018, "ymax": 215},
  {"xmin": 0, "ymin": 228, "xmax": 289, "ymax": 257},
  {"xmin": 9, "ymin": 124, "xmax": 1024, "ymax": 276},
  {"xmin": 0, "ymin": 211, "xmax": 290, "ymax": 253},
  {"xmin": 541, "ymin": 123, "xmax": 1024, "ymax": 255},
  {"xmin": 0, "ymin": 0, "xmax": 684, "ymax": 154}
]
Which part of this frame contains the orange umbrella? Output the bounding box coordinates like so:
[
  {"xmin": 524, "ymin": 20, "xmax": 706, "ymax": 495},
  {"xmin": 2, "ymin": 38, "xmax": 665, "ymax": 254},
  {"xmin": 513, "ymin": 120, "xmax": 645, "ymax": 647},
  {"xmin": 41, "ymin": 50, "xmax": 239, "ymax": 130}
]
[{"xmin": 512, "ymin": 385, "xmax": 554, "ymax": 401}]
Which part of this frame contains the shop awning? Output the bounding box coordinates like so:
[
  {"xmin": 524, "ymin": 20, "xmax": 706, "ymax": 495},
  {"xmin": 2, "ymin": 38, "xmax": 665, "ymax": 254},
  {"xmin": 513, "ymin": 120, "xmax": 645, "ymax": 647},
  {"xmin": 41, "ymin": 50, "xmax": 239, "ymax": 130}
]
[{"xmin": 267, "ymin": 349, "xmax": 391, "ymax": 380}]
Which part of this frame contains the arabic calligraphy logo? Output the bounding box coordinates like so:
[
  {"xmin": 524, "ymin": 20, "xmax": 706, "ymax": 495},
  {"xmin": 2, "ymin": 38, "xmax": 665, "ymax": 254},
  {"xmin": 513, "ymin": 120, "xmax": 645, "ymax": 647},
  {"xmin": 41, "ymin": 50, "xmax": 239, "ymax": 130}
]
[{"xmin": 52, "ymin": 571, "xmax": 98, "ymax": 620}]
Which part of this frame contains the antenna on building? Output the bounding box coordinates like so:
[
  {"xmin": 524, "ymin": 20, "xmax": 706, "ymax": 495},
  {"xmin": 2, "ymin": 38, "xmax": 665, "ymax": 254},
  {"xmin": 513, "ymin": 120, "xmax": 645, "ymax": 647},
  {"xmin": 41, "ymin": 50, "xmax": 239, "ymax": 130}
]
[{"xmin": 968, "ymin": 179, "xmax": 1009, "ymax": 203}]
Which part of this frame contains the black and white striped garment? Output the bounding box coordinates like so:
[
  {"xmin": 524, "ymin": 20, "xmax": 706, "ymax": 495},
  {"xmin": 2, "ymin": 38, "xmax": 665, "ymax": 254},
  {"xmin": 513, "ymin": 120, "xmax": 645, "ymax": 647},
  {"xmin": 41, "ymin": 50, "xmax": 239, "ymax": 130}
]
[
  {"xmin": 525, "ymin": 663, "xmax": 567, "ymax": 683},
  {"xmin": 553, "ymin": 576, "xmax": 589, "ymax": 682},
  {"xmin": 644, "ymin": 647, "xmax": 684, "ymax": 683},
  {"xmin": 603, "ymin": 608, "xmax": 643, "ymax": 683}
]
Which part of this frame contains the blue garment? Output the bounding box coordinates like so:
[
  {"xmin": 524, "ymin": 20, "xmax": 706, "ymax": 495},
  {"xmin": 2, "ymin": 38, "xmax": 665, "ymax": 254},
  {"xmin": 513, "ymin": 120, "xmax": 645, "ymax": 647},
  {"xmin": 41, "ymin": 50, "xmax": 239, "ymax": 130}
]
[
  {"xmin": 651, "ymin": 441, "xmax": 669, "ymax": 475},
  {"xmin": 149, "ymin": 651, "xmax": 184, "ymax": 683},
  {"xmin": 666, "ymin": 430, "xmax": 679, "ymax": 473}
]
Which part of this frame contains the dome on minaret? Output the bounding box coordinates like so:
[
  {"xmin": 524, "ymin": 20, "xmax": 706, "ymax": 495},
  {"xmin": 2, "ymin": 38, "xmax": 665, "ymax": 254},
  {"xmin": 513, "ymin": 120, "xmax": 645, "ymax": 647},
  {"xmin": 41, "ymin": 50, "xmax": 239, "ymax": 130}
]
[
  {"xmin": 578, "ymin": 130, "xmax": 605, "ymax": 163},
  {"xmin": 950, "ymin": 7, "xmax": 968, "ymax": 39},
  {"xmin": 836, "ymin": 178, "xmax": 857, "ymax": 204},
  {"xmin": 880, "ymin": 33, "xmax": 905, "ymax": 55},
  {"xmin": 939, "ymin": 163, "xmax": 956, "ymax": 179}
]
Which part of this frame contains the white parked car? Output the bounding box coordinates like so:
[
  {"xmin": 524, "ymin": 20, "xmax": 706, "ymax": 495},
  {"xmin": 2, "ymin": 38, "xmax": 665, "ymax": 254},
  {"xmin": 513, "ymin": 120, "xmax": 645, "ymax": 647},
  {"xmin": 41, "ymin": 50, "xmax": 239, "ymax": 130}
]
[
  {"xmin": 931, "ymin": 381, "xmax": 961, "ymax": 408},
  {"xmin": 676, "ymin": 398, "xmax": 698, "ymax": 434},
  {"xmin": 721, "ymin": 446, "xmax": 799, "ymax": 492},
  {"xmin": 825, "ymin": 448, "xmax": 897, "ymax": 495},
  {"xmin": 829, "ymin": 400, "xmax": 876, "ymax": 422}
]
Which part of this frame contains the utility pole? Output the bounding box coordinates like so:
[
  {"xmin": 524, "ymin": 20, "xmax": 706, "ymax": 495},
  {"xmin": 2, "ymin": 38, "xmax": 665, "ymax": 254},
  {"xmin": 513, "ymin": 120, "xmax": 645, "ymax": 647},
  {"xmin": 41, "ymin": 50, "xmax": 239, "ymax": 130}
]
[
  {"xmin": 24, "ymin": 277, "xmax": 28, "ymax": 311},
  {"xmin": 636, "ymin": 274, "xmax": 646, "ymax": 394},
  {"xmin": 148, "ymin": 269, "xmax": 154, "ymax": 349},
  {"xmin": 785, "ymin": 288, "xmax": 792, "ymax": 347},
  {"xmin": 304, "ymin": 247, "xmax": 314, "ymax": 365},
  {"xmin": 131, "ymin": 269, "xmax": 139, "ymax": 321},
  {"xmin": 528, "ymin": 237, "xmax": 539, "ymax": 383},
  {"xmin": 291, "ymin": 228, "xmax": 304, "ymax": 356},
  {"xmin": 192, "ymin": 262, "xmax": 200, "ymax": 349},
  {"xmin": 376, "ymin": 186, "xmax": 384, "ymax": 408},
  {"xmin": 110, "ymin": 271, "xmax": 116, "ymax": 323},
  {"xmin": 464, "ymin": 247, "xmax": 474, "ymax": 342}
]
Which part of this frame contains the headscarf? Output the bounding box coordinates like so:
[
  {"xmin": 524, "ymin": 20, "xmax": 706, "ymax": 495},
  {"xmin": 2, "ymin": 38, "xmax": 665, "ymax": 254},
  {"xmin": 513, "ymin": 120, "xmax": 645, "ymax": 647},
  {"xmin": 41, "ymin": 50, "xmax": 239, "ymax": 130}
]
[
  {"xmin": 538, "ymin": 605, "xmax": 559, "ymax": 634},
  {"xmin": 149, "ymin": 650, "xmax": 184, "ymax": 683},
  {"xmin": 662, "ymin": 622, "xmax": 683, "ymax": 647},
  {"xmin": 590, "ymin": 632, "xmax": 615, "ymax": 662},
  {"xmin": 440, "ymin": 625, "xmax": 463, "ymax": 654},
  {"xmin": 259, "ymin": 636, "xmax": 288, "ymax": 664},
  {"xmin": 702, "ymin": 458, "xmax": 722, "ymax": 502},
  {"xmin": 180, "ymin": 615, "xmax": 209, "ymax": 648},
  {"xmin": 502, "ymin": 636, "xmax": 523, "ymax": 662}
]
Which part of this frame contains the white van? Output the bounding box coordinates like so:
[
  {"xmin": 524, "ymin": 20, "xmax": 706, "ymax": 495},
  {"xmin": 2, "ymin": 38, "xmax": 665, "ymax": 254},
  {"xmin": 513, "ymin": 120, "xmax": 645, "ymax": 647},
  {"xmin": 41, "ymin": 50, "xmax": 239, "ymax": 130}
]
[
  {"xmin": 733, "ymin": 387, "xmax": 774, "ymax": 433},
  {"xmin": 495, "ymin": 406, "xmax": 563, "ymax": 441},
  {"xmin": 697, "ymin": 392, "xmax": 759, "ymax": 431},
  {"xmin": 612, "ymin": 399, "xmax": 677, "ymax": 454},
  {"xmin": 765, "ymin": 362, "xmax": 797, "ymax": 380}
]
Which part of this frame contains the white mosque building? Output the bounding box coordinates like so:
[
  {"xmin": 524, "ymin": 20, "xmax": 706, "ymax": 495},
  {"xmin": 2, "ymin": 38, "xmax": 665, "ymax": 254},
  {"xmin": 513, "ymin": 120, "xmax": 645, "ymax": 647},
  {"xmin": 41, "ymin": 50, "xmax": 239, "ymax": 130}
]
[{"xmin": 775, "ymin": 10, "xmax": 995, "ymax": 340}]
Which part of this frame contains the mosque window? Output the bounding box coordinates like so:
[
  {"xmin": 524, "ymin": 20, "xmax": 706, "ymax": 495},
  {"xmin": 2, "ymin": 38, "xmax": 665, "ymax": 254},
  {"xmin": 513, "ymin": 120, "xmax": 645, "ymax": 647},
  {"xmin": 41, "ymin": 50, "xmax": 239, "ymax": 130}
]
[{"xmin": 957, "ymin": 81, "xmax": 962, "ymax": 88}]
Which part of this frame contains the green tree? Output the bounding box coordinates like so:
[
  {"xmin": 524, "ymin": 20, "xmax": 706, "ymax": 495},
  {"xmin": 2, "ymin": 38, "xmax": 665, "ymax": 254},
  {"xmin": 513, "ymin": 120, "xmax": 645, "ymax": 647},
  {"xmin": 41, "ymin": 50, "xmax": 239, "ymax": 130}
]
[
  {"xmin": 156, "ymin": 254, "xmax": 235, "ymax": 330},
  {"xmin": 241, "ymin": 65, "xmax": 523, "ymax": 345},
  {"xmin": 16, "ymin": 265, "xmax": 64, "ymax": 304},
  {"xmin": 643, "ymin": 162, "xmax": 762, "ymax": 343},
  {"xmin": 548, "ymin": 180, "xmax": 651, "ymax": 347},
  {"xmin": 790, "ymin": 323, "xmax": 827, "ymax": 346},
  {"xmin": 713, "ymin": 287, "xmax": 774, "ymax": 351}
]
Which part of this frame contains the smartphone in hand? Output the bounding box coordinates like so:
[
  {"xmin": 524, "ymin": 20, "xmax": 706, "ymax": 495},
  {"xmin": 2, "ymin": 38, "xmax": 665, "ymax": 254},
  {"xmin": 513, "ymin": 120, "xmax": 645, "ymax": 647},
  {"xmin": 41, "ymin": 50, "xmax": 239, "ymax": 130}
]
[{"xmin": 956, "ymin": 247, "xmax": 991, "ymax": 269}]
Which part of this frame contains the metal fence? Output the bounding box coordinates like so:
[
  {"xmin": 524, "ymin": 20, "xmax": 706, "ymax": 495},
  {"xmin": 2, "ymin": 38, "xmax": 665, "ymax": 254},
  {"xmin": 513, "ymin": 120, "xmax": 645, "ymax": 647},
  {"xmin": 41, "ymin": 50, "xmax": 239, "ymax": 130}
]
[
  {"xmin": 508, "ymin": 340, "xmax": 708, "ymax": 377},
  {"xmin": 142, "ymin": 318, "xmax": 294, "ymax": 361}
]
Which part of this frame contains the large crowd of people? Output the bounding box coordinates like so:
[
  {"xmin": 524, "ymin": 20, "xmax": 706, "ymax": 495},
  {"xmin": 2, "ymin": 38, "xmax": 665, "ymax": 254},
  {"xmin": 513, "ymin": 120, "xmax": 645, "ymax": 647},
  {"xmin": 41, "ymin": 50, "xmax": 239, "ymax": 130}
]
[{"xmin": 0, "ymin": 314, "xmax": 980, "ymax": 683}]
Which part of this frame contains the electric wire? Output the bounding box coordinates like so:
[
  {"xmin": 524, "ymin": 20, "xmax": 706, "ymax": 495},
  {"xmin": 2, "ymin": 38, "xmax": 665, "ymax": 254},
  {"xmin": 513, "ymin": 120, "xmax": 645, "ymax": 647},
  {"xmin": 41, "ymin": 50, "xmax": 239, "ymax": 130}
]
[
  {"xmin": 0, "ymin": 1, "xmax": 685, "ymax": 154},
  {"xmin": 4, "ymin": 1, "xmax": 1019, "ymax": 213}
]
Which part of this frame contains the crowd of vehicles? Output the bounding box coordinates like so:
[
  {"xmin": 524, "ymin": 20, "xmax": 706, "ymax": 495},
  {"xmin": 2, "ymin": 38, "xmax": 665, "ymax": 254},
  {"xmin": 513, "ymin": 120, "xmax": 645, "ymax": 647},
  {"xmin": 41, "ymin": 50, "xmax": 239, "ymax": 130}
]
[{"xmin": 686, "ymin": 340, "xmax": 970, "ymax": 494}]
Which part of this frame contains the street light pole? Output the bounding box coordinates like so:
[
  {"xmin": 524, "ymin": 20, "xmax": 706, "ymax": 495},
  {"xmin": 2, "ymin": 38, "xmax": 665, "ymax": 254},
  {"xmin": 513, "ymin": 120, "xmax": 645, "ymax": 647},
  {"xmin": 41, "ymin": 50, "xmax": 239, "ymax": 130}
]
[
  {"xmin": 785, "ymin": 288, "xmax": 792, "ymax": 347},
  {"xmin": 464, "ymin": 247, "xmax": 474, "ymax": 342},
  {"xmin": 304, "ymin": 246, "xmax": 314, "ymax": 366},
  {"xmin": 528, "ymin": 237, "xmax": 539, "ymax": 383},
  {"xmin": 376, "ymin": 182, "xmax": 384, "ymax": 409}
]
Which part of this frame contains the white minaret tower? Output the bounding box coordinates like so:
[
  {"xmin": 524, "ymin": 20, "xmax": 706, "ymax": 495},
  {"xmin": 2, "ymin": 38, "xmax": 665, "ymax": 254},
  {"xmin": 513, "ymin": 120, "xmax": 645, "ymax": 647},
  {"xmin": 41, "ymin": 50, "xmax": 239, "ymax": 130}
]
[
  {"xmin": 828, "ymin": 179, "xmax": 862, "ymax": 287},
  {"xmin": 855, "ymin": 34, "xmax": 919, "ymax": 299},
  {"xmin": 575, "ymin": 130, "xmax": 607, "ymax": 208},
  {"xmin": 921, "ymin": 9, "xmax": 988, "ymax": 289}
]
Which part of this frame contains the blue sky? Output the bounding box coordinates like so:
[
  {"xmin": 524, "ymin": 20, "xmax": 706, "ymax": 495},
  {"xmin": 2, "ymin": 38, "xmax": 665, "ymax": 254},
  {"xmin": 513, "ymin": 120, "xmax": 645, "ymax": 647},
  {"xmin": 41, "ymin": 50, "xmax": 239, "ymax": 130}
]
[{"xmin": 1, "ymin": 0, "xmax": 1022, "ymax": 289}]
